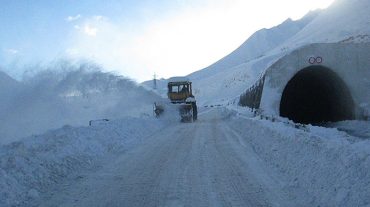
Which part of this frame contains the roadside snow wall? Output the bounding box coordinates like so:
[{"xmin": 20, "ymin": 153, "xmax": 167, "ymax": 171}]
[
  {"xmin": 0, "ymin": 118, "xmax": 165, "ymax": 206},
  {"xmin": 241, "ymin": 43, "xmax": 370, "ymax": 124}
]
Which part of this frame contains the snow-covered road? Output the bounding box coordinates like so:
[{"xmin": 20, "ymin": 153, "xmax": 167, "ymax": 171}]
[
  {"xmin": 3, "ymin": 107, "xmax": 367, "ymax": 207},
  {"xmin": 38, "ymin": 110, "xmax": 287, "ymax": 207}
]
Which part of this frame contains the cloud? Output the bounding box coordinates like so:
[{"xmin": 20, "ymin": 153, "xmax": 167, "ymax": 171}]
[
  {"xmin": 65, "ymin": 48, "xmax": 79, "ymax": 56},
  {"xmin": 65, "ymin": 17, "xmax": 145, "ymax": 80},
  {"xmin": 83, "ymin": 24, "xmax": 98, "ymax": 36},
  {"xmin": 4, "ymin": 48, "xmax": 19, "ymax": 55},
  {"xmin": 93, "ymin": 15, "xmax": 106, "ymax": 21},
  {"xmin": 66, "ymin": 14, "xmax": 82, "ymax": 22}
]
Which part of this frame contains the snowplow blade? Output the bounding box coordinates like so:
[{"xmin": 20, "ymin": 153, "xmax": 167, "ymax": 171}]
[{"xmin": 179, "ymin": 104, "xmax": 193, "ymax": 122}]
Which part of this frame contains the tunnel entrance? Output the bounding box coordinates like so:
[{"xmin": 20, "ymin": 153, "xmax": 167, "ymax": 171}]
[{"xmin": 280, "ymin": 66, "xmax": 355, "ymax": 124}]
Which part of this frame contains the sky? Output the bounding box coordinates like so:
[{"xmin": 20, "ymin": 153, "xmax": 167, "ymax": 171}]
[{"xmin": 0, "ymin": 0, "xmax": 335, "ymax": 82}]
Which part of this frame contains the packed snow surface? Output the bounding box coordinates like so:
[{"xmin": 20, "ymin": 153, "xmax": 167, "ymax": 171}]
[{"xmin": 2, "ymin": 107, "xmax": 370, "ymax": 206}]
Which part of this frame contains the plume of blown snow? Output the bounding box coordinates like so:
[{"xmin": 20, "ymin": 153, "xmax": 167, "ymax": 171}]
[{"xmin": 0, "ymin": 61, "xmax": 160, "ymax": 144}]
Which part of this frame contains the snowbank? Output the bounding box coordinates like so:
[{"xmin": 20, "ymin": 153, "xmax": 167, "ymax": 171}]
[
  {"xmin": 228, "ymin": 110, "xmax": 370, "ymax": 206},
  {"xmin": 0, "ymin": 117, "xmax": 166, "ymax": 206},
  {"xmin": 324, "ymin": 120, "xmax": 370, "ymax": 139}
]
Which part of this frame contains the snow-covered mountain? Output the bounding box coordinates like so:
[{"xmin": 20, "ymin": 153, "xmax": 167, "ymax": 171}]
[
  {"xmin": 194, "ymin": 0, "xmax": 370, "ymax": 105},
  {"xmin": 0, "ymin": 71, "xmax": 21, "ymax": 119},
  {"xmin": 0, "ymin": 70, "xmax": 19, "ymax": 90},
  {"xmin": 143, "ymin": 0, "xmax": 370, "ymax": 106},
  {"xmin": 0, "ymin": 70, "xmax": 20, "ymax": 101},
  {"xmin": 188, "ymin": 9, "xmax": 322, "ymax": 82},
  {"xmin": 281, "ymin": 0, "xmax": 370, "ymax": 46},
  {"xmin": 142, "ymin": 10, "xmax": 321, "ymax": 99}
]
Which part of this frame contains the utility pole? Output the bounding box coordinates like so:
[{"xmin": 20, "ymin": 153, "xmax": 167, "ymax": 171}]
[{"xmin": 153, "ymin": 73, "xmax": 157, "ymax": 90}]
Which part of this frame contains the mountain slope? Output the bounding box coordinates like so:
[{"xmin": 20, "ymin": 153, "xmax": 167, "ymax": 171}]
[
  {"xmin": 188, "ymin": 9, "xmax": 321, "ymax": 81},
  {"xmin": 142, "ymin": 10, "xmax": 321, "ymax": 102},
  {"xmin": 142, "ymin": 0, "xmax": 370, "ymax": 105},
  {"xmin": 0, "ymin": 70, "xmax": 19, "ymax": 90},
  {"xmin": 281, "ymin": 0, "xmax": 370, "ymax": 47},
  {"xmin": 188, "ymin": 0, "xmax": 370, "ymax": 105},
  {"xmin": 0, "ymin": 70, "xmax": 21, "ymax": 117}
]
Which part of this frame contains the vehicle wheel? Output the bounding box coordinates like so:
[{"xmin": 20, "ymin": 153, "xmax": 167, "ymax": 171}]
[{"xmin": 192, "ymin": 102, "xmax": 197, "ymax": 121}]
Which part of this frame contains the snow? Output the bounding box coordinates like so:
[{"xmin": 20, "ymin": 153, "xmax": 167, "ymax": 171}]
[
  {"xmin": 168, "ymin": 76, "xmax": 190, "ymax": 82},
  {"xmin": 186, "ymin": 10, "xmax": 321, "ymax": 83},
  {"xmin": 0, "ymin": 71, "xmax": 21, "ymax": 118},
  {"xmin": 0, "ymin": 117, "xmax": 166, "ymax": 206},
  {"xmin": 3, "ymin": 107, "xmax": 367, "ymax": 206},
  {"xmin": 227, "ymin": 106, "xmax": 370, "ymax": 206},
  {"xmin": 0, "ymin": 71, "xmax": 19, "ymax": 90},
  {"xmin": 1, "ymin": 0, "xmax": 370, "ymax": 206},
  {"xmin": 280, "ymin": 0, "xmax": 370, "ymax": 47},
  {"xmin": 0, "ymin": 62, "xmax": 162, "ymax": 144},
  {"xmin": 324, "ymin": 120, "xmax": 370, "ymax": 139},
  {"xmin": 142, "ymin": 0, "xmax": 370, "ymax": 106},
  {"xmin": 259, "ymin": 43, "xmax": 370, "ymax": 118},
  {"xmin": 142, "ymin": 10, "xmax": 319, "ymax": 105}
]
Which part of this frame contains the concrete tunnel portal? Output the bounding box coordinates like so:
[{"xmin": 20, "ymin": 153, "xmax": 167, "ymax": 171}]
[
  {"xmin": 279, "ymin": 66, "xmax": 355, "ymax": 124},
  {"xmin": 240, "ymin": 44, "xmax": 370, "ymax": 125}
]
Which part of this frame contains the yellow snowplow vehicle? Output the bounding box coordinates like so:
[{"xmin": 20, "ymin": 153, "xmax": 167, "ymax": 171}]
[{"xmin": 154, "ymin": 79, "xmax": 197, "ymax": 122}]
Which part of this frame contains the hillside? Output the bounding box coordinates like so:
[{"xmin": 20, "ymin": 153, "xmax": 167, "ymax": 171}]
[
  {"xmin": 0, "ymin": 71, "xmax": 21, "ymax": 120},
  {"xmin": 0, "ymin": 70, "xmax": 19, "ymax": 89},
  {"xmin": 188, "ymin": 9, "xmax": 322, "ymax": 82},
  {"xmin": 281, "ymin": 0, "xmax": 370, "ymax": 46},
  {"xmin": 142, "ymin": 10, "xmax": 321, "ymax": 100},
  {"xmin": 0, "ymin": 70, "xmax": 20, "ymax": 101},
  {"xmin": 193, "ymin": 0, "xmax": 370, "ymax": 105},
  {"xmin": 143, "ymin": 0, "xmax": 370, "ymax": 106}
]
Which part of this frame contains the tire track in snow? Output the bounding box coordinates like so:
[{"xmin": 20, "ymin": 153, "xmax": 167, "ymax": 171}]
[
  {"xmin": 38, "ymin": 109, "xmax": 287, "ymax": 206},
  {"xmin": 208, "ymin": 120, "xmax": 271, "ymax": 206},
  {"xmin": 221, "ymin": 121, "xmax": 291, "ymax": 207}
]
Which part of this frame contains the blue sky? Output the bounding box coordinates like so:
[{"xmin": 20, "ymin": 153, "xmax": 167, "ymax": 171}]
[
  {"xmin": 0, "ymin": 0, "xmax": 334, "ymax": 81},
  {"xmin": 0, "ymin": 0, "xmax": 169, "ymax": 61}
]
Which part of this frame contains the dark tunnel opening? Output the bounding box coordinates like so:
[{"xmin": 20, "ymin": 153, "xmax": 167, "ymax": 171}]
[{"xmin": 280, "ymin": 66, "xmax": 355, "ymax": 125}]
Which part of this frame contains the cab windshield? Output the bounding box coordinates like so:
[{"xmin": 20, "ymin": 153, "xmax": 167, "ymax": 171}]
[{"xmin": 170, "ymin": 84, "xmax": 188, "ymax": 93}]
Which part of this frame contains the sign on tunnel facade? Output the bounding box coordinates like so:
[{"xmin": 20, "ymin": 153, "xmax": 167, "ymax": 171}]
[{"xmin": 240, "ymin": 43, "xmax": 370, "ymax": 124}]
